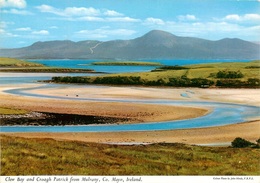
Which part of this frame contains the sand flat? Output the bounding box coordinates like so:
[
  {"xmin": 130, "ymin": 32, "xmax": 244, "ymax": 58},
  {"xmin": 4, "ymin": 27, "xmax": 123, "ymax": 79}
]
[{"xmin": 0, "ymin": 84, "xmax": 208, "ymax": 123}]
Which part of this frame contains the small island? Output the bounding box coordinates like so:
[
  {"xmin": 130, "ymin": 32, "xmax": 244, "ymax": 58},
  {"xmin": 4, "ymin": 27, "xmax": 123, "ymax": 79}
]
[{"xmin": 91, "ymin": 61, "xmax": 162, "ymax": 66}]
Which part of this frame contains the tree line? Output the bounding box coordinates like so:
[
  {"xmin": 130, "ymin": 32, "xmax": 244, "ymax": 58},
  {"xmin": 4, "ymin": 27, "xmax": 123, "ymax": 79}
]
[
  {"xmin": 51, "ymin": 75, "xmax": 260, "ymax": 88},
  {"xmin": 216, "ymin": 78, "xmax": 260, "ymax": 88}
]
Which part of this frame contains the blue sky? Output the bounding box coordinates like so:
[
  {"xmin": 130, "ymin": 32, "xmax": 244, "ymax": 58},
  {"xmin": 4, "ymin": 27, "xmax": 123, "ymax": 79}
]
[{"xmin": 1, "ymin": 0, "xmax": 260, "ymax": 48}]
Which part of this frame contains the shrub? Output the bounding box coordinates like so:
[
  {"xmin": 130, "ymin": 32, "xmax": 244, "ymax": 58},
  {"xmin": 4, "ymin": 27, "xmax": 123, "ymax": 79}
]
[
  {"xmin": 93, "ymin": 76, "xmax": 144, "ymax": 85},
  {"xmin": 231, "ymin": 137, "xmax": 255, "ymax": 148},
  {"xmin": 216, "ymin": 79, "xmax": 244, "ymax": 88},
  {"xmin": 167, "ymin": 76, "xmax": 214, "ymax": 87},
  {"xmin": 247, "ymin": 78, "xmax": 260, "ymax": 87},
  {"xmin": 216, "ymin": 70, "xmax": 244, "ymax": 79},
  {"xmin": 153, "ymin": 65, "xmax": 188, "ymax": 71}
]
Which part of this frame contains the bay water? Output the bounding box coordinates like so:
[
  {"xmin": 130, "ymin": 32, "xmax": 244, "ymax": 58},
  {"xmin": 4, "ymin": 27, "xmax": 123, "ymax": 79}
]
[{"xmin": 28, "ymin": 59, "xmax": 252, "ymax": 73}]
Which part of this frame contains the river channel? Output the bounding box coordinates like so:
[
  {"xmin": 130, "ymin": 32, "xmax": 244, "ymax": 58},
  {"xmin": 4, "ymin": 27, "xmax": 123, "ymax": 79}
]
[{"xmin": 1, "ymin": 75, "xmax": 259, "ymax": 133}]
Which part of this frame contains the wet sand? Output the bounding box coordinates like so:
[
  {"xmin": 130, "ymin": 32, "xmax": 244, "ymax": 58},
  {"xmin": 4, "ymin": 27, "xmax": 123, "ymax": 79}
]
[{"xmin": 0, "ymin": 76, "xmax": 259, "ymax": 145}]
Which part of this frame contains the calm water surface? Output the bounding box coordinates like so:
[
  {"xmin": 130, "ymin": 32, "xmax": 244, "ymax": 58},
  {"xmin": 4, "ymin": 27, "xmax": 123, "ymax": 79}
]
[{"xmin": 29, "ymin": 59, "xmax": 252, "ymax": 73}]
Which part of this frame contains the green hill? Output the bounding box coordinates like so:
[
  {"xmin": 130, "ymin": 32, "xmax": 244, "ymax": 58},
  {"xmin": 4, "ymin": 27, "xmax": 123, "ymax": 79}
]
[
  {"xmin": 0, "ymin": 57, "xmax": 95, "ymax": 73},
  {"xmin": 0, "ymin": 57, "xmax": 44, "ymax": 67}
]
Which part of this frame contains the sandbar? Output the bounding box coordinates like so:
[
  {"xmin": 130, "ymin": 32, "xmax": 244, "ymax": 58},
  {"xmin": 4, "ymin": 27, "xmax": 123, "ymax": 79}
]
[{"xmin": 0, "ymin": 84, "xmax": 208, "ymax": 123}]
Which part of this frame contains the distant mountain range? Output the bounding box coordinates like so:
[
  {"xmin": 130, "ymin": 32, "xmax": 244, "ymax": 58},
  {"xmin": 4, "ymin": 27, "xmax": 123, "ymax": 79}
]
[{"xmin": 0, "ymin": 30, "xmax": 259, "ymax": 59}]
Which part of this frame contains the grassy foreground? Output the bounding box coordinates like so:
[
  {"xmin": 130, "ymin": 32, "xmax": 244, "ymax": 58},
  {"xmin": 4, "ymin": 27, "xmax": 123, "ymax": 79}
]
[{"xmin": 1, "ymin": 135, "xmax": 259, "ymax": 175}]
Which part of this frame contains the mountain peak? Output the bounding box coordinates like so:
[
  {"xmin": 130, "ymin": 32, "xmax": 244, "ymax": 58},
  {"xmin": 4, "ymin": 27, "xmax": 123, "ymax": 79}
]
[
  {"xmin": 134, "ymin": 30, "xmax": 178, "ymax": 47},
  {"xmin": 143, "ymin": 30, "xmax": 176, "ymax": 38}
]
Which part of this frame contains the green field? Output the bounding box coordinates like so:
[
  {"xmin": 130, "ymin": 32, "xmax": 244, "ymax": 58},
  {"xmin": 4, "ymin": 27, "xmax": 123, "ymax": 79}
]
[
  {"xmin": 108, "ymin": 60, "xmax": 260, "ymax": 81},
  {"xmin": 0, "ymin": 57, "xmax": 95, "ymax": 73},
  {"xmin": 185, "ymin": 61, "xmax": 260, "ymax": 80},
  {"xmin": 1, "ymin": 135, "xmax": 259, "ymax": 175},
  {"xmin": 91, "ymin": 61, "xmax": 162, "ymax": 66},
  {"xmin": 51, "ymin": 60, "xmax": 260, "ymax": 88},
  {"xmin": 0, "ymin": 67, "xmax": 95, "ymax": 73}
]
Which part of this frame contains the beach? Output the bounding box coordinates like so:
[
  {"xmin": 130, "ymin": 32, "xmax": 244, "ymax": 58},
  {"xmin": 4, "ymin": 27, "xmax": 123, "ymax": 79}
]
[{"xmin": 0, "ymin": 74, "xmax": 259, "ymax": 146}]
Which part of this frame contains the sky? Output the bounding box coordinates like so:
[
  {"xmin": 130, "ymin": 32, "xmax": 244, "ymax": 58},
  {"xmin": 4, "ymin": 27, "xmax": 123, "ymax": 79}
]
[{"xmin": 0, "ymin": 0, "xmax": 260, "ymax": 48}]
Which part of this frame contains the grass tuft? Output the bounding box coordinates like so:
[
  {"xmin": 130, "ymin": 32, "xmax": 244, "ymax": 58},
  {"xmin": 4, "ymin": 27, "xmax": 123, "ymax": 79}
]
[{"xmin": 0, "ymin": 107, "xmax": 28, "ymax": 115}]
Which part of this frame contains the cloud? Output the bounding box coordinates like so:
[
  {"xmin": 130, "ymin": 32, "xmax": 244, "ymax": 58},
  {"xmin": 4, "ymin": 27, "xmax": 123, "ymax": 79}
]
[
  {"xmin": 144, "ymin": 17, "xmax": 165, "ymax": 25},
  {"xmin": 178, "ymin": 14, "xmax": 197, "ymax": 21},
  {"xmin": 36, "ymin": 5, "xmax": 127, "ymax": 18},
  {"xmin": 106, "ymin": 17, "xmax": 141, "ymax": 22},
  {"xmin": 77, "ymin": 16, "xmax": 104, "ymax": 22},
  {"xmin": 36, "ymin": 4, "xmax": 139, "ymax": 23},
  {"xmin": 49, "ymin": 26, "xmax": 58, "ymax": 29},
  {"xmin": 160, "ymin": 20, "xmax": 259, "ymax": 41},
  {"xmin": 0, "ymin": 21, "xmax": 13, "ymax": 28},
  {"xmin": 54, "ymin": 16, "xmax": 140, "ymax": 23},
  {"xmin": 36, "ymin": 4, "xmax": 65, "ymax": 16},
  {"xmin": 165, "ymin": 21, "xmax": 238, "ymax": 35},
  {"xmin": 2, "ymin": 8, "xmax": 32, "ymax": 15},
  {"xmin": 16, "ymin": 27, "xmax": 31, "ymax": 31},
  {"xmin": 0, "ymin": 21, "xmax": 17, "ymax": 38},
  {"xmin": 50, "ymin": 16, "xmax": 104, "ymax": 22},
  {"xmin": 0, "ymin": 29, "xmax": 5, "ymax": 34},
  {"xmin": 0, "ymin": 0, "xmax": 26, "ymax": 8},
  {"xmin": 75, "ymin": 28, "xmax": 136, "ymax": 39},
  {"xmin": 104, "ymin": 10, "xmax": 124, "ymax": 17},
  {"xmin": 224, "ymin": 14, "xmax": 240, "ymax": 21},
  {"xmin": 223, "ymin": 14, "xmax": 260, "ymax": 22},
  {"xmin": 36, "ymin": 4, "xmax": 100, "ymax": 17},
  {"xmin": 36, "ymin": 4, "xmax": 56, "ymax": 13},
  {"xmin": 0, "ymin": 28, "xmax": 18, "ymax": 37},
  {"xmin": 32, "ymin": 30, "xmax": 49, "ymax": 35},
  {"xmin": 244, "ymin": 14, "xmax": 260, "ymax": 21},
  {"xmin": 63, "ymin": 7, "xmax": 100, "ymax": 16}
]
